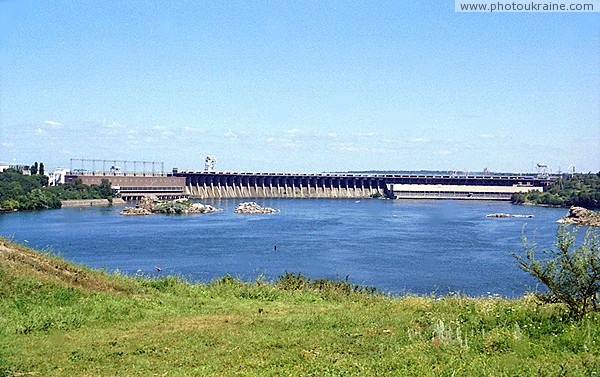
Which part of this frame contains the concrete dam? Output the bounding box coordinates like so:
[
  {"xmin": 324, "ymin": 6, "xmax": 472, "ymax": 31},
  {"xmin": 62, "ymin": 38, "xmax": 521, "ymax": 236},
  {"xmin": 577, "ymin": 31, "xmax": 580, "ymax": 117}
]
[{"xmin": 174, "ymin": 171, "xmax": 550, "ymax": 200}]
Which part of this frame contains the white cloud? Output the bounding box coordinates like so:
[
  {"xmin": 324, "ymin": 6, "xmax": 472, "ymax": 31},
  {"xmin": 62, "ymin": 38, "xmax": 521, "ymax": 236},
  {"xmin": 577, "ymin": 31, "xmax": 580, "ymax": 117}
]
[
  {"xmin": 334, "ymin": 143, "xmax": 358, "ymax": 152},
  {"xmin": 183, "ymin": 127, "xmax": 205, "ymax": 134},
  {"xmin": 104, "ymin": 121, "xmax": 126, "ymax": 129},
  {"xmin": 287, "ymin": 128, "xmax": 302, "ymax": 136},
  {"xmin": 327, "ymin": 132, "xmax": 338, "ymax": 138},
  {"xmin": 481, "ymin": 133, "xmax": 506, "ymax": 139},
  {"xmin": 281, "ymin": 140, "xmax": 297, "ymax": 149},
  {"xmin": 266, "ymin": 137, "xmax": 297, "ymax": 148},
  {"xmin": 353, "ymin": 131, "xmax": 377, "ymax": 138},
  {"xmin": 224, "ymin": 129, "xmax": 237, "ymax": 139},
  {"xmin": 410, "ymin": 137, "xmax": 430, "ymax": 143},
  {"xmin": 43, "ymin": 120, "xmax": 63, "ymax": 127}
]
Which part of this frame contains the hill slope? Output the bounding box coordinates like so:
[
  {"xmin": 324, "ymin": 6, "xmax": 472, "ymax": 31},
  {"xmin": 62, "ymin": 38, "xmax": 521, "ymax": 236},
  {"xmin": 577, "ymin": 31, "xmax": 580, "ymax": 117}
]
[{"xmin": 1, "ymin": 237, "xmax": 599, "ymax": 376}]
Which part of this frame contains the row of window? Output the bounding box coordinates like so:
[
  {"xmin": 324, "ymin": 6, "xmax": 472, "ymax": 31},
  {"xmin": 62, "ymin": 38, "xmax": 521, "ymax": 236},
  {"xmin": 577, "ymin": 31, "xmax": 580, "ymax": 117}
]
[{"xmin": 119, "ymin": 186, "xmax": 183, "ymax": 191}]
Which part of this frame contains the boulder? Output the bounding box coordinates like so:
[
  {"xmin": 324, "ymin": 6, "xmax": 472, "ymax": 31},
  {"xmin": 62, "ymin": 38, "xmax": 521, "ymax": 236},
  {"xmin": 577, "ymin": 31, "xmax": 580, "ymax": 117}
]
[
  {"xmin": 137, "ymin": 195, "xmax": 161, "ymax": 212},
  {"xmin": 568, "ymin": 206, "xmax": 591, "ymax": 219},
  {"xmin": 486, "ymin": 213, "xmax": 534, "ymax": 218},
  {"xmin": 120, "ymin": 196, "xmax": 221, "ymax": 216},
  {"xmin": 234, "ymin": 202, "xmax": 279, "ymax": 214},
  {"xmin": 559, "ymin": 206, "xmax": 599, "ymax": 226},
  {"xmin": 120, "ymin": 207, "xmax": 152, "ymax": 216},
  {"xmin": 188, "ymin": 202, "xmax": 222, "ymax": 214}
]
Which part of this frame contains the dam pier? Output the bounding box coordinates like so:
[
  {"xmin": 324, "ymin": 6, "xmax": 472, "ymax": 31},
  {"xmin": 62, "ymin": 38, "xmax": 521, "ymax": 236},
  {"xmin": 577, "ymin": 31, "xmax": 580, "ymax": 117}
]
[{"xmin": 178, "ymin": 171, "xmax": 385, "ymax": 199}]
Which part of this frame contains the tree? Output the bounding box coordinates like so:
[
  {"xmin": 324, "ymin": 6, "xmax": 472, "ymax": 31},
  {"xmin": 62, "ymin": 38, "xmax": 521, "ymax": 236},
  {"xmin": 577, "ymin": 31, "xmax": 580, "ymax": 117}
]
[
  {"xmin": 97, "ymin": 179, "xmax": 116, "ymax": 199},
  {"xmin": 39, "ymin": 163, "xmax": 45, "ymax": 176},
  {"xmin": 513, "ymin": 225, "xmax": 600, "ymax": 319},
  {"xmin": 511, "ymin": 192, "xmax": 525, "ymax": 204},
  {"xmin": 31, "ymin": 162, "xmax": 38, "ymax": 175}
]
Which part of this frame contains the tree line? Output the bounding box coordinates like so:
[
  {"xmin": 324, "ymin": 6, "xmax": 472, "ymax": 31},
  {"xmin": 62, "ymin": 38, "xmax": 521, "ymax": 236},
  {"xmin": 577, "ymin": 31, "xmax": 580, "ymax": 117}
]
[
  {"xmin": 0, "ymin": 167, "xmax": 116, "ymax": 211},
  {"xmin": 511, "ymin": 173, "xmax": 600, "ymax": 209}
]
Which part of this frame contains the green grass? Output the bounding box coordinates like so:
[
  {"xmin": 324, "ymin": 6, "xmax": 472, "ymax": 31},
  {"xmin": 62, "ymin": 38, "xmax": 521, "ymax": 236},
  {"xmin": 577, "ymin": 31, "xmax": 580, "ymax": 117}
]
[{"xmin": 1, "ymin": 237, "xmax": 599, "ymax": 376}]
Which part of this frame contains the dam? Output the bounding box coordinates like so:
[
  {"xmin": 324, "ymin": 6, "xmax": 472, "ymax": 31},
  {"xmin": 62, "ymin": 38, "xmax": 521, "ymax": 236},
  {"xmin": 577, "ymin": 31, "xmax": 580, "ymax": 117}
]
[
  {"xmin": 64, "ymin": 157, "xmax": 552, "ymax": 201},
  {"xmin": 174, "ymin": 171, "xmax": 550, "ymax": 200}
]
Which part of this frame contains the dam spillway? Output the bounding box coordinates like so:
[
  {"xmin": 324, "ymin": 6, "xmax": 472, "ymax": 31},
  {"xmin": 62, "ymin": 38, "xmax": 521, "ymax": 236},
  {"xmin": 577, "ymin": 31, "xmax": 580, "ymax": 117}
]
[
  {"xmin": 174, "ymin": 171, "xmax": 550, "ymax": 200},
  {"xmin": 176, "ymin": 171, "xmax": 387, "ymax": 199}
]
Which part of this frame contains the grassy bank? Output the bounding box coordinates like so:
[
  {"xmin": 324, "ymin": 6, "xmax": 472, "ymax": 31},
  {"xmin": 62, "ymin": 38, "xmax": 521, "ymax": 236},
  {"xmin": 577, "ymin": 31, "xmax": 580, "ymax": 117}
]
[{"xmin": 1, "ymin": 237, "xmax": 599, "ymax": 376}]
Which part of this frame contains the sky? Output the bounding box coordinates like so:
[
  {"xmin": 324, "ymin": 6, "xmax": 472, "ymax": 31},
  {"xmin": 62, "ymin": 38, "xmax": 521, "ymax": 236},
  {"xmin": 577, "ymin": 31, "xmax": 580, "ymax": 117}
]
[{"xmin": 0, "ymin": 1, "xmax": 598, "ymax": 173}]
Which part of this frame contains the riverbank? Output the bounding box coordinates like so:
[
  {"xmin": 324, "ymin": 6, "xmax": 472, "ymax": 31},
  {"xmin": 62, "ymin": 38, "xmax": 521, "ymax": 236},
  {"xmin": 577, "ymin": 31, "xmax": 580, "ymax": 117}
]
[
  {"xmin": 1, "ymin": 238, "xmax": 598, "ymax": 376},
  {"xmin": 61, "ymin": 198, "xmax": 126, "ymax": 207}
]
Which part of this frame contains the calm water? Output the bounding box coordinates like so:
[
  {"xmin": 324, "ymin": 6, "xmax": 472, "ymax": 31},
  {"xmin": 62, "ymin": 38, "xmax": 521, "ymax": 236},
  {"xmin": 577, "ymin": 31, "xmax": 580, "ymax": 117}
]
[{"xmin": 0, "ymin": 199, "xmax": 568, "ymax": 296}]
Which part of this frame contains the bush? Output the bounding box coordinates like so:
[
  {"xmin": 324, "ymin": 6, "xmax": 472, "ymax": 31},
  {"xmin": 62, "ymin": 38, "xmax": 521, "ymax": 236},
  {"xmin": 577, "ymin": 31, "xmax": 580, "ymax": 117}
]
[
  {"xmin": 513, "ymin": 225, "xmax": 600, "ymax": 319},
  {"xmin": 1, "ymin": 199, "xmax": 19, "ymax": 210},
  {"xmin": 275, "ymin": 272, "xmax": 377, "ymax": 295},
  {"xmin": 0, "ymin": 170, "xmax": 116, "ymax": 210},
  {"xmin": 512, "ymin": 173, "xmax": 600, "ymax": 208}
]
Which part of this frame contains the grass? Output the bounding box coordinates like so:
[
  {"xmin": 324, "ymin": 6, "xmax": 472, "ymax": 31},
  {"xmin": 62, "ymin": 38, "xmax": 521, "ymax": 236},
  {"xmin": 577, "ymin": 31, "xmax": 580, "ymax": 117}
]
[{"xmin": 1, "ymin": 237, "xmax": 599, "ymax": 376}]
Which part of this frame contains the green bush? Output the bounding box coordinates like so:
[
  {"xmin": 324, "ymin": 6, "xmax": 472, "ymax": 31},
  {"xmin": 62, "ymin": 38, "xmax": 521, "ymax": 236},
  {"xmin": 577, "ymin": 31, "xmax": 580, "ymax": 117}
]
[
  {"xmin": 512, "ymin": 173, "xmax": 600, "ymax": 208},
  {"xmin": 513, "ymin": 225, "xmax": 600, "ymax": 319},
  {"xmin": 0, "ymin": 170, "xmax": 116, "ymax": 211},
  {"xmin": 275, "ymin": 272, "xmax": 377, "ymax": 295}
]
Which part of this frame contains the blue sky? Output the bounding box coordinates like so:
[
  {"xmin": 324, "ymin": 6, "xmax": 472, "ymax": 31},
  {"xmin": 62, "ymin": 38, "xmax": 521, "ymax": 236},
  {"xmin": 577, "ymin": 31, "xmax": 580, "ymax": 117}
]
[{"xmin": 1, "ymin": 1, "xmax": 598, "ymax": 173}]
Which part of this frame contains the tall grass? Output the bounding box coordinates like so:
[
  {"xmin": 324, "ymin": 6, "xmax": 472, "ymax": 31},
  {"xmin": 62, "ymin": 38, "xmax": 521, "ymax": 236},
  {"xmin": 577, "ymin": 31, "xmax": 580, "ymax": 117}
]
[{"xmin": 1, "ymin": 237, "xmax": 599, "ymax": 376}]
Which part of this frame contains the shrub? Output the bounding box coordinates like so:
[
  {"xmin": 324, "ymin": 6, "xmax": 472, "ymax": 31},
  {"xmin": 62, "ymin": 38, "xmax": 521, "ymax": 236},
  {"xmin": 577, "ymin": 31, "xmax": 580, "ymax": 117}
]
[
  {"xmin": 275, "ymin": 272, "xmax": 377, "ymax": 295},
  {"xmin": 513, "ymin": 225, "xmax": 599, "ymax": 319}
]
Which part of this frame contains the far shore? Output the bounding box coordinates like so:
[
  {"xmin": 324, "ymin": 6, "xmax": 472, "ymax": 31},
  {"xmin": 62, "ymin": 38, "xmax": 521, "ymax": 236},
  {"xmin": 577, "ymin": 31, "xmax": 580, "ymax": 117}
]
[{"xmin": 61, "ymin": 198, "xmax": 126, "ymax": 207}]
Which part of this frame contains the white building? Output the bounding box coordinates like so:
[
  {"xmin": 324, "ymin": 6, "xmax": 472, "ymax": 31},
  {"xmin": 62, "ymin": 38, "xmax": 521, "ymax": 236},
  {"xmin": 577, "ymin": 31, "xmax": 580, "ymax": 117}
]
[
  {"xmin": 0, "ymin": 162, "xmax": 30, "ymax": 174},
  {"xmin": 48, "ymin": 168, "xmax": 71, "ymax": 186}
]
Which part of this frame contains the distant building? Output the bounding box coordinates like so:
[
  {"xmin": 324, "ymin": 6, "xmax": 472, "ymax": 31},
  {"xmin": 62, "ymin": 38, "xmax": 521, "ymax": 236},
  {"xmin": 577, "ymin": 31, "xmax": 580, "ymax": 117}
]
[
  {"xmin": 48, "ymin": 168, "xmax": 71, "ymax": 186},
  {"xmin": 0, "ymin": 163, "xmax": 30, "ymax": 174}
]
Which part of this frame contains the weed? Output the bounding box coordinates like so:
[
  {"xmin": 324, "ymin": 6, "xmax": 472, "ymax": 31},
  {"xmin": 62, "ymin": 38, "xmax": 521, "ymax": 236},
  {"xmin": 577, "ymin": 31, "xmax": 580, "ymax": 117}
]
[{"xmin": 514, "ymin": 225, "xmax": 600, "ymax": 319}]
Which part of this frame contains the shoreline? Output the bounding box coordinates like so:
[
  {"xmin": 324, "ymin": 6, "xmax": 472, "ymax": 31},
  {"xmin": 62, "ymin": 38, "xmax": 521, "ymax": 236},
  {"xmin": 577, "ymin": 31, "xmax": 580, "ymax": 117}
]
[{"xmin": 61, "ymin": 198, "xmax": 126, "ymax": 207}]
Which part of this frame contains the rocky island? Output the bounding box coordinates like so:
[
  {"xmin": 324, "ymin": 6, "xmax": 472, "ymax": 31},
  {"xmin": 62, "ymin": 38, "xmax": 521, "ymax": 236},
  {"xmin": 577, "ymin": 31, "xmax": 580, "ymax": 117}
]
[
  {"xmin": 486, "ymin": 213, "xmax": 534, "ymax": 218},
  {"xmin": 120, "ymin": 196, "xmax": 222, "ymax": 216},
  {"xmin": 557, "ymin": 206, "xmax": 600, "ymax": 227},
  {"xmin": 234, "ymin": 202, "xmax": 279, "ymax": 214}
]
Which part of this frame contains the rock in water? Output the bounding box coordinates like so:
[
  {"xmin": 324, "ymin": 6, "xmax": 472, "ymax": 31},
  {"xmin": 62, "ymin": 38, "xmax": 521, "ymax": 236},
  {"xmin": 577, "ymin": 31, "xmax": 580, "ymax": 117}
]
[
  {"xmin": 486, "ymin": 213, "xmax": 534, "ymax": 218},
  {"xmin": 188, "ymin": 202, "xmax": 221, "ymax": 214},
  {"xmin": 559, "ymin": 206, "xmax": 600, "ymax": 226},
  {"xmin": 568, "ymin": 206, "xmax": 591, "ymax": 219},
  {"xmin": 234, "ymin": 202, "xmax": 279, "ymax": 214},
  {"xmin": 120, "ymin": 196, "xmax": 222, "ymax": 216},
  {"xmin": 120, "ymin": 207, "xmax": 152, "ymax": 216}
]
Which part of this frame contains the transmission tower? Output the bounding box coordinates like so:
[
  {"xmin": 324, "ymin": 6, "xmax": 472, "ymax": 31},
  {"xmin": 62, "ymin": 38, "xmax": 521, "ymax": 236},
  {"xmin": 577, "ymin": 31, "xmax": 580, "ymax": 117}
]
[
  {"xmin": 205, "ymin": 156, "xmax": 217, "ymax": 172},
  {"xmin": 536, "ymin": 162, "xmax": 549, "ymax": 178}
]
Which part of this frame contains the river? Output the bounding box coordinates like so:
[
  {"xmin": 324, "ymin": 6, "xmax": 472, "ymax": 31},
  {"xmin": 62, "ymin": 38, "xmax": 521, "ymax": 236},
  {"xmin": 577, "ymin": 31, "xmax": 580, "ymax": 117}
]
[{"xmin": 0, "ymin": 199, "xmax": 568, "ymax": 297}]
